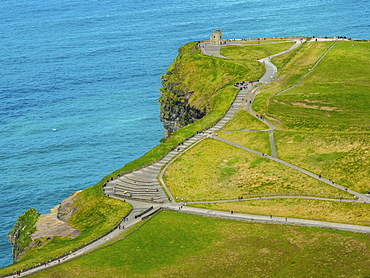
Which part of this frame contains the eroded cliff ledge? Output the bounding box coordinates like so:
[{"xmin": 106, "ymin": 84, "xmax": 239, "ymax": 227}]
[{"xmin": 7, "ymin": 191, "xmax": 81, "ymax": 262}]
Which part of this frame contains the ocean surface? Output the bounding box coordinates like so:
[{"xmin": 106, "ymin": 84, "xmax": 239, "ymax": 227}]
[{"xmin": 0, "ymin": 0, "xmax": 368, "ymax": 268}]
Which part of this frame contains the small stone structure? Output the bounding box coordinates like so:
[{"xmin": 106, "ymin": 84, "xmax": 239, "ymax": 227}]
[{"xmin": 210, "ymin": 29, "xmax": 223, "ymax": 45}]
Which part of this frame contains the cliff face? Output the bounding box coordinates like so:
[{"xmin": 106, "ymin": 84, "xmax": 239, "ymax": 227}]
[
  {"xmin": 7, "ymin": 208, "xmax": 39, "ymax": 262},
  {"xmin": 158, "ymin": 42, "xmax": 208, "ymax": 139},
  {"xmin": 159, "ymin": 75, "xmax": 205, "ymax": 138},
  {"xmin": 57, "ymin": 190, "xmax": 80, "ymax": 222}
]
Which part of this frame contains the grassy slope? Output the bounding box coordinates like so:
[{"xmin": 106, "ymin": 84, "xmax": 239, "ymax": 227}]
[
  {"xmin": 0, "ymin": 185, "xmax": 131, "ymax": 275},
  {"xmin": 160, "ymin": 42, "xmax": 263, "ymax": 110},
  {"xmin": 259, "ymin": 41, "xmax": 370, "ymax": 193},
  {"xmin": 164, "ymin": 139, "xmax": 352, "ymax": 201},
  {"xmin": 274, "ymin": 131, "xmax": 370, "ymax": 193},
  {"xmin": 163, "ymin": 40, "xmax": 370, "ymax": 222},
  {"xmin": 263, "ymin": 41, "xmax": 370, "ymax": 131},
  {"xmin": 31, "ymin": 211, "xmax": 370, "ymax": 278}
]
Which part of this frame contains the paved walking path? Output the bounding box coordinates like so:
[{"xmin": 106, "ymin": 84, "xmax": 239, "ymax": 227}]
[
  {"xmin": 162, "ymin": 204, "xmax": 370, "ymax": 234},
  {"xmin": 6, "ymin": 37, "xmax": 369, "ymax": 277}
]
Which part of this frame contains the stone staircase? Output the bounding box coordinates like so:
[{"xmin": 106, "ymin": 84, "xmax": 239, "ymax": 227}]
[{"xmin": 103, "ymin": 84, "xmax": 250, "ymax": 204}]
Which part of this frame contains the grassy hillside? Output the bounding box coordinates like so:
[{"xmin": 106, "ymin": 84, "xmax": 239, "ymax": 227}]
[
  {"xmin": 107, "ymin": 41, "xmax": 293, "ymax": 175},
  {"xmin": 163, "ymin": 40, "xmax": 370, "ymax": 221},
  {"xmin": 257, "ymin": 41, "xmax": 370, "ymax": 131},
  {"xmin": 0, "ymin": 185, "xmax": 131, "ymax": 275},
  {"xmin": 31, "ymin": 211, "xmax": 370, "ymax": 278},
  {"xmin": 258, "ymin": 41, "xmax": 370, "ymax": 193},
  {"xmin": 160, "ymin": 41, "xmax": 261, "ymax": 111},
  {"xmin": 163, "ymin": 139, "xmax": 350, "ymax": 201}
]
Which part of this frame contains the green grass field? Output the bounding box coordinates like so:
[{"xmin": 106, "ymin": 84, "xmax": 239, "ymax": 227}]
[
  {"xmin": 274, "ymin": 131, "xmax": 370, "ymax": 193},
  {"xmin": 163, "ymin": 139, "xmax": 351, "ymax": 202},
  {"xmin": 216, "ymin": 109, "xmax": 271, "ymax": 155},
  {"xmin": 220, "ymin": 42, "xmax": 295, "ymax": 61},
  {"xmin": 31, "ymin": 211, "xmax": 370, "ymax": 278},
  {"xmin": 218, "ymin": 130, "xmax": 270, "ymax": 154},
  {"xmin": 259, "ymin": 41, "xmax": 370, "ymax": 131},
  {"xmin": 254, "ymin": 41, "xmax": 370, "ymax": 193},
  {"xmin": 217, "ymin": 109, "xmax": 269, "ymax": 132}
]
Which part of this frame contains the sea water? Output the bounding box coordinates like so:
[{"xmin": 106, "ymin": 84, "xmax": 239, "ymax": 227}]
[{"xmin": 0, "ymin": 0, "xmax": 368, "ymax": 268}]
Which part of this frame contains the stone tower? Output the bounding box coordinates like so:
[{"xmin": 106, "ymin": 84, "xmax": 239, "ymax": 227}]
[{"xmin": 210, "ymin": 29, "xmax": 223, "ymax": 45}]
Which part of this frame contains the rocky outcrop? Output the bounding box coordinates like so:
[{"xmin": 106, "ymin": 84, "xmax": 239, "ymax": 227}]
[
  {"xmin": 8, "ymin": 191, "xmax": 81, "ymax": 262},
  {"xmin": 29, "ymin": 204, "xmax": 80, "ymax": 242},
  {"xmin": 57, "ymin": 190, "xmax": 81, "ymax": 222},
  {"xmin": 158, "ymin": 41, "xmax": 212, "ymax": 139},
  {"xmin": 7, "ymin": 208, "xmax": 39, "ymax": 262},
  {"xmin": 159, "ymin": 75, "xmax": 205, "ymax": 138}
]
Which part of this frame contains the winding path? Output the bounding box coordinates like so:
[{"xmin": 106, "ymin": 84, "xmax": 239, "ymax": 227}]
[{"xmin": 6, "ymin": 37, "xmax": 370, "ymax": 277}]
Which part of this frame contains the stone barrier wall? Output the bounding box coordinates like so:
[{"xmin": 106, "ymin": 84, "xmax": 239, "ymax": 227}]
[{"xmin": 135, "ymin": 206, "xmax": 153, "ymax": 219}]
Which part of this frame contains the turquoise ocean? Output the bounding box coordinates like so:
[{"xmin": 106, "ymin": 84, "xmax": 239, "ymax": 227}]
[{"xmin": 0, "ymin": 0, "xmax": 369, "ymax": 268}]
